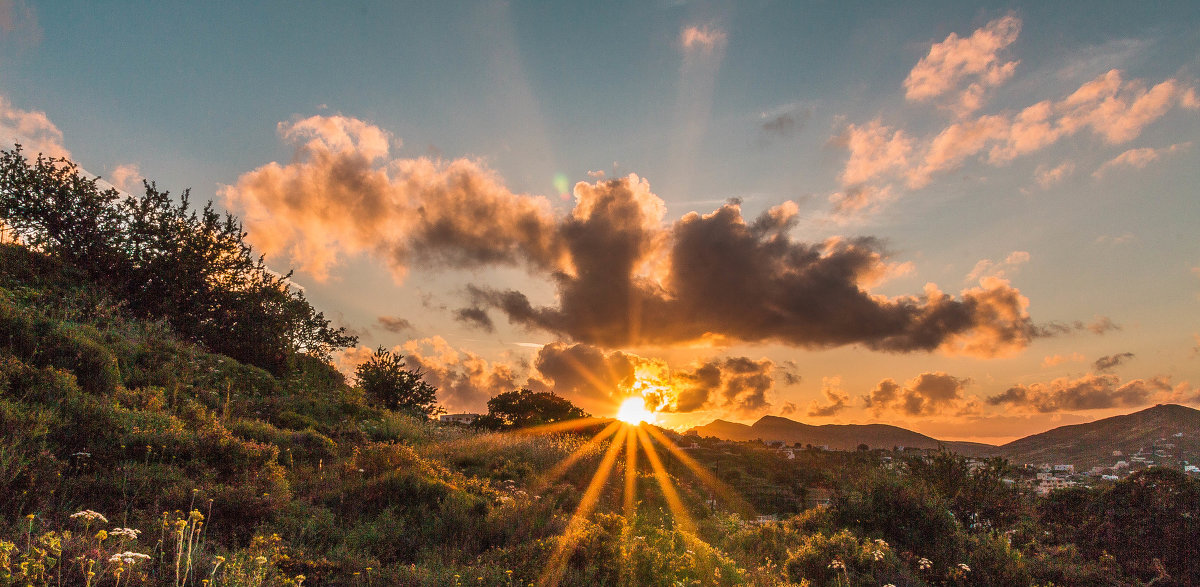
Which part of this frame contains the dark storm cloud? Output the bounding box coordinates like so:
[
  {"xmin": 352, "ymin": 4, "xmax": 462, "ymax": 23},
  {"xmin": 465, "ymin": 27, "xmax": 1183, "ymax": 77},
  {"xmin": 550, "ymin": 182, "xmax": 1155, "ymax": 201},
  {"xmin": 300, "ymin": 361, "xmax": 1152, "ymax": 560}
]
[{"xmin": 376, "ymin": 315, "xmax": 414, "ymax": 333}]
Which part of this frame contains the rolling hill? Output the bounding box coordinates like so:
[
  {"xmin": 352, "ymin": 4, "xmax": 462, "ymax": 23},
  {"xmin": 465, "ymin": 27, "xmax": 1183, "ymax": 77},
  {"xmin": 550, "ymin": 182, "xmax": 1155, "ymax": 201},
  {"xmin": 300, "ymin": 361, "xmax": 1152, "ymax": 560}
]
[
  {"xmin": 688, "ymin": 404, "xmax": 1200, "ymax": 468},
  {"xmin": 988, "ymin": 403, "xmax": 1200, "ymax": 468},
  {"xmin": 687, "ymin": 414, "xmax": 988, "ymax": 452}
]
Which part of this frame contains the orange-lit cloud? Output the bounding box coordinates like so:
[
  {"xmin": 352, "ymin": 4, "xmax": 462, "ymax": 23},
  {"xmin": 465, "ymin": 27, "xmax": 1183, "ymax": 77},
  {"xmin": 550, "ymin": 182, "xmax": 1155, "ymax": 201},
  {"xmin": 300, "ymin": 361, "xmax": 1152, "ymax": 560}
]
[
  {"xmin": 987, "ymin": 373, "xmax": 1191, "ymax": 413},
  {"xmin": 107, "ymin": 163, "xmax": 144, "ymax": 193},
  {"xmin": 864, "ymin": 371, "xmax": 969, "ymax": 416},
  {"xmin": 807, "ymin": 376, "xmax": 849, "ymax": 417},
  {"xmin": 230, "ymin": 115, "xmax": 1038, "ymax": 357},
  {"xmin": 222, "ymin": 114, "xmax": 562, "ymax": 281},
  {"xmin": 672, "ymin": 356, "xmax": 777, "ymax": 415},
  {"xmin": 680, "ymin": 24, "xmax": 726, "ymax": 54},
  {"xmin": 400, "ymin": 336, "xmax": 525, "ymax": 413},
  {"xmin": 0, "ymin": 95, "xmax": 69, "ymax": 159},
  {"xmin": 376, "ymin": 315, "xmax": 413, "ymax": 333},
  {"xmin": 1042, "ymin": 352, "xmax": 1085, "ymax": 367},
  {"xmin": 1034, "ymin": 161, "xmax": 1074, "ymax": 189},
  {"xmin": 1092, "ymin": 141, "xmax": 1191, "ymax": 178},
  {"xmin": 904, "ymin": 14, "xmax": 1021, "ymax": 116},
  {"xmin": 966, "ymin": 250, "xmax": 1029, "ymax": 283},
  {"xmin": 837, "ymin": 119, "xmax": 913, "ymax": 186},
  {"xmin": 1093, "ymin": 352, "xmax": 1135, "ymax": 372}
]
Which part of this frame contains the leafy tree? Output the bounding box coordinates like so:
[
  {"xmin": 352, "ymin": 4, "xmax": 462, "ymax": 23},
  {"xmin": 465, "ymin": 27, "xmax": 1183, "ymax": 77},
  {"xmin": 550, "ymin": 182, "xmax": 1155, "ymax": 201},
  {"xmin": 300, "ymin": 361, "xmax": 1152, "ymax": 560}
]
[
  {"xmin": 355, "ymin": 347, "xmax": 443, "ymax": 417},
  {"xmin": 476, "ymin": 388, "xmax": 588, "ymax": 429},
  {"xmin": 0, "ymin": 146, "xmax": 357, "ymax": 375}
]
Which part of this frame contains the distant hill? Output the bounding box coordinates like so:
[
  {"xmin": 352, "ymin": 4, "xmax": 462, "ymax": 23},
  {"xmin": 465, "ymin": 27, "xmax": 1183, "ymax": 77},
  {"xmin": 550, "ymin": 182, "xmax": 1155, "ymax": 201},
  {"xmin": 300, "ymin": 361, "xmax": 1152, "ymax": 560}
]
[
  {"xmin": 987, "ymin": 404, "xmax": 1200, "ymax": 469},
  {"xmin": 687, "ymin": 415, "xmax": 985, "ymax": 452}
]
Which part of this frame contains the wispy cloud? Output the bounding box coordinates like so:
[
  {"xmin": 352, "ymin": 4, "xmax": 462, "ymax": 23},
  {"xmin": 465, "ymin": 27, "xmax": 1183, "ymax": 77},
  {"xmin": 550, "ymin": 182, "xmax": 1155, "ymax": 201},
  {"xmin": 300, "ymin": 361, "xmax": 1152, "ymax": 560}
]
[
  {"xmin": 679, "ymin": 24, "xmax": 726, "ymax": 54},
  {"xmin": 1093, "ymin": 142, "xmax": 1192, "ymax": 178}
]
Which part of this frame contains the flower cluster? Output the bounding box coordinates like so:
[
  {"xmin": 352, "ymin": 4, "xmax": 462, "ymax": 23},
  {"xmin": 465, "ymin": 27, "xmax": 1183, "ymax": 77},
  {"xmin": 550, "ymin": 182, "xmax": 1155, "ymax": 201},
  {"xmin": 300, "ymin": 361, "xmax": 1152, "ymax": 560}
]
[
  {"xmin": 70, "ymin": 510, "xmax": 108, "ymax": 523},
  {"xmin": 108, "ymin": 551, "xmax": 151, "ymax": 566}
]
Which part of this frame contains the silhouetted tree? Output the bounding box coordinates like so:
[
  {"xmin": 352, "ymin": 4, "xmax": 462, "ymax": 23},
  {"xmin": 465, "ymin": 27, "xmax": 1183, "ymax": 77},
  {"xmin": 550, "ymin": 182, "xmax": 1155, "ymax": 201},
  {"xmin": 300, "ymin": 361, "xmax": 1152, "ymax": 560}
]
[
  {"xmin": 476, "ymin": 388, "xmax": 587, "ymax": 430},
  {"xmin": 355, "ymin": 347, "xmax": 443, "ymax": 417}
]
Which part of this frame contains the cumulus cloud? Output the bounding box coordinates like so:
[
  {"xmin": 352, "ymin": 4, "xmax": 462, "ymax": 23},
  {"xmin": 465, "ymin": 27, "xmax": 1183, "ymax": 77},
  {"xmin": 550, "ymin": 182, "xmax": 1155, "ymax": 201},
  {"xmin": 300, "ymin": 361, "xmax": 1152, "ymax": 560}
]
[
  {"xmin": 836, "ymin": 119, "xmax": 913, "ymax": 186},
  {"xmin": 807, "ymin": 376, "xmax": 849, "ymax": 417},
  {"xmin": 0, "ymin": 95, "xmax": 70, "ymax": 159},
  {"xmin": 986, "ymin": 373, "xmax": 1183, "ymax": 412},
  {"xmin": 680, "ymin": 24, "xmax": 727, "ymax": 54},
  {"xmin": 904, "ymin": 14, "xmax": 1022, "ymax": 115},
  {"xmin": 1093, "ymin": 352, "xmax": 1135, "ymax": 372},
  {"xmin": 454, "ymin": 307, "xmax": 494, "ymax": 333},
  {"xmin": 966, "ymin": 250, "xmax": 1029, "ymax": 283},
  {"xmin": 672, "ymin": 356, "xmax": 776, "ymax": 415},
  {"xmin": 401, "ymin": 336, "xmax": 526, "ymax": 412},
  {"xmin": 864, "ymin": 371, "xmax": 970, "ymax": 416},
  {"xmin": 107, "ymin": 164, "xmax": 144, "ymax": 193},
  {"xmin": 1092, "ymin": 141, "xmax": 1191, "ymax": 178},
  {"xmin": 376, "ymin": 315, "xmax": 414, "ymax": 333},
  {"xmin": 229, "ymin": 115, "xmax": 1037, "ymax": 357},
  {"xmin": 222, "ymin": 114, "xmax": 563, "ymax": 281}
]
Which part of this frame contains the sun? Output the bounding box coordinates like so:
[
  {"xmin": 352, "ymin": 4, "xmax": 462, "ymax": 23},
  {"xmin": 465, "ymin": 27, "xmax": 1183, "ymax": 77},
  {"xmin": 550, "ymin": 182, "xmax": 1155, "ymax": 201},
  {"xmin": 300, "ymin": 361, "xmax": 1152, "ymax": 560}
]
[{"xmin": 615, "ymin": 396, "xmax": 656, "ymax": 425}]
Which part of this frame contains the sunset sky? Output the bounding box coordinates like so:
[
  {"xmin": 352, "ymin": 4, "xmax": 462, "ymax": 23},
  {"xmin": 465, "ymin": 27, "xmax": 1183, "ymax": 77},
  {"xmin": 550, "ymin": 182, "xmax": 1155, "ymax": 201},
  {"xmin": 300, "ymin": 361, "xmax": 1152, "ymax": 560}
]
[{"xmin": 2, "ymin": 1, "xmax": 1198, "ymax": 442}]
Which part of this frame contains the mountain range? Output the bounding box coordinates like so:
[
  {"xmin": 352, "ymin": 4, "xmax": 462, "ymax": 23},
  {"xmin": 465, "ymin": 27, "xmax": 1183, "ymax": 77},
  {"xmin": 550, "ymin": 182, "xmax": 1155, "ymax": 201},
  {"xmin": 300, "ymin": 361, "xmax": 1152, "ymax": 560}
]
[{"xmin": 686, "ymin": 404, "xmax": 1200, "ymax": 467}]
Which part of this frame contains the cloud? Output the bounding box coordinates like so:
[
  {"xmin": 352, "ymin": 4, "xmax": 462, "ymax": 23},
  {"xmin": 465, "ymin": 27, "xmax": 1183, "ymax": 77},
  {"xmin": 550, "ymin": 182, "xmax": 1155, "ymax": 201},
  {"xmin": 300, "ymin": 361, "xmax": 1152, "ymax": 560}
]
[
  {"xmin": 1041, "ymin": 352, "xmax": 1085, "ymax": 367},
  {"xmin": 530, "ymin": 342, "xmax": 776, "ymax": 415},
  {"xmin": 864, "ymin": 371, "xmax": 969, "ymax": 416},
  {"xmin": 1094, "ymin": 232, "xmax": 1135, "ymax": 245},
  {"xmin": 1034, "ymin": 161, "xmax": 1074, "ymax": 189},
  {"xmin": 807, "ymin": 376, "xmax": 849, "ymax": 417},
  {"xmin": 672, "ymin": 356, "xmax": 776, "ymax": 415},
  {"xmin": 454, "ymin": 307, "xmax": 495, "ymax": 333},
  {"xmin": 904, "ymin": 15, "xmax": 1021, "ymax": 115},
  {"xmin": 759, "ymin": 105, "xmax": 811, "ymax": 142},
  {"xmin": 986, "ymin": 373, "xmax": 1180, "ymax": 413},
  {"xmin": 230, "ymin": 115, "xmax": 1037, "ymax": 358},
  {"xmin": 106, "ymin": 164, "xmax": 144, "ymax": 193},
  {"xmin": 221, "ymin": 114, "xmax": 563, "ymax": 282},
  {"xmin": 0, "ymin": 95, "xmax": 69, "ymax": 159},
  {"xmin": 1085, "ymin": 316, "xmax": 1120, "ymax": 335},
  {"xmin": 1092, "ymin": 142, "xmax": 1191, "ymax": 178},
  {"xmin": 0, "ymin": 0, "xmax": 40, "ymax": 47},
  {"xmin": 401, "ymin": 337, "xmax": 526, "ymax": 412},
  {"xmin": 1093, "ymin": 352, "xmax": 1135, "ymax": 372},
  {"xmin": 837, "ymin": 65, "xmax": 1197, "ymax": 213},
  {"xmin": 680, "ymin": 24, "xmax": 726, "ymax": 54},
  {"xmin": 376, "ymin": 315, "xmax": 414, "ymax": 333},
  {"xmin": 966, "ymin": 250, "xmax": 1029, "ymax": 283},
  {"xmin": 836, "ymin": 119, "xmax": 913, "ymax": 186},
  {"xmin": 472, "ymin": 189, "xmax": 1037, "ymax": 356}
]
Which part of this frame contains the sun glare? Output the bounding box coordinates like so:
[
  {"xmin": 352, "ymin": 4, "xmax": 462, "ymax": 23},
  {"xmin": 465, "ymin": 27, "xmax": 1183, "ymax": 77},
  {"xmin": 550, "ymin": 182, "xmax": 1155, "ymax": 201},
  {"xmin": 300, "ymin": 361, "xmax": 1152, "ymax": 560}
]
[{"xmin": 615, "ymin": 396, "xmax": 655, "ymax": 425}]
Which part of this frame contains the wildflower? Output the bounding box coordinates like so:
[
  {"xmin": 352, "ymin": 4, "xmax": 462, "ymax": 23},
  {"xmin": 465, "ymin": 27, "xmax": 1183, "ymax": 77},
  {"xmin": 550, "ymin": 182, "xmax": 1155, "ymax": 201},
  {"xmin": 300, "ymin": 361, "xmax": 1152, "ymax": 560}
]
[
  {"xmin": 108, "ymin": 551, "xmax": 151, "ymax": 565},
  {"xmin": 95, "ymin": 530, "xmax": 108, "ymax": 542},
  {"xmin": 828, "ymin": 559, "xmax": 845, "ymax": 570},
  {"xmin": 874, "ymin": 538, "xmax": 889, "ymax": 549},
  {"xmin": 254, "ymin": 556, "xmax": 268, "ymax": 565},
  {"xmin": 958, "ymin": 563, "xmax": 971, "ymax": 572},
  {"xmin": 918, "ymin": 557, "xmax": 933, "ymax": 571},
  {"xmin": 70, "ymin": 510, "xmax": 108, "ymax": 523},
  {"xmin": 110, "ymin": 528, "xmax": 141, "ymax": 540},
  {"xmin": 24, "ymin": 514, "xmax": 34, "ymax": 520},
  {"xmin": 872, "ymin": 549, "xmax": 885, "ymax": 561}
]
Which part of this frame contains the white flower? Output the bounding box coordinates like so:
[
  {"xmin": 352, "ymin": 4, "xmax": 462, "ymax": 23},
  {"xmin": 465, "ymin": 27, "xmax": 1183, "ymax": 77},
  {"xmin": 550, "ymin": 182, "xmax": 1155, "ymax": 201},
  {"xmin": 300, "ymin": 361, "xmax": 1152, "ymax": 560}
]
[
  {"xmin": 828, "ymin": 559, "xmax": 845, "ymax": 570},
  {"xmin": 872, "ymin": 549, "xmax": 885, "ymax": 561},
  {"xmin": 958, "ymin": 563, "xmax": 971, "ymax": 572},
  {"xmin": 874, "ymin": 538, "xmax": 889, "ymax": 549},
  {"xmin": 918, "ymin": 557, "xmax": 933, "ymax": 570},
  {"xmin": 108, "ymin": 552, "xmax": 150, "ymax": 565},
  {"xmin": 110, "ymin": 527, "xmax": 141, "ymax": 540},
  {"xmin": 70, "ymin": 510, "xmax": 108, "ymax": 523}
]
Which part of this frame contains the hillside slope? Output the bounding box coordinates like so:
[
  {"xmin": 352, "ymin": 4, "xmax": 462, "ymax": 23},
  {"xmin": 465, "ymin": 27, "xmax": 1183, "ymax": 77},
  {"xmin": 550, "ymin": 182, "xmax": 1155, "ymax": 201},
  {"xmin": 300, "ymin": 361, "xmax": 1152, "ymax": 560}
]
[
  {"xmin": 688, "ymin": 415, "xmax": 976, "ymax": 451},
  {"xmin": 990, "ymin": 403, "xmax": 1200, "ymax": 468}
]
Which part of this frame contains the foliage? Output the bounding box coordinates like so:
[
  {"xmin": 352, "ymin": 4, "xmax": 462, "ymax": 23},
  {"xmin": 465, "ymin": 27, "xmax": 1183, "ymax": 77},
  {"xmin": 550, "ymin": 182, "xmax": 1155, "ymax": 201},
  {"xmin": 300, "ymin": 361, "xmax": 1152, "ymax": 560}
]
[
  {"xmin": 476, "ymin": 388, "xmax": 589, "ymax": 430},
  {"xmin": 0, "ymin": 146, "xmax": 356, "ymax": 376},
  {"xmin": 354, "ymin": 346, "xmax": 443, "ymax": 417}
]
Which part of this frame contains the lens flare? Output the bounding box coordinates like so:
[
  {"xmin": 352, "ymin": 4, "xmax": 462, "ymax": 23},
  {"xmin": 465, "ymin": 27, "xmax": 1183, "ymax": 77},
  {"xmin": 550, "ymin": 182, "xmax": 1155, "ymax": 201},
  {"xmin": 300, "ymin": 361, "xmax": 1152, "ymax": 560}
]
[{"xmin": 615, "ymin": 396, "xmax": 655, "ymax": 425}]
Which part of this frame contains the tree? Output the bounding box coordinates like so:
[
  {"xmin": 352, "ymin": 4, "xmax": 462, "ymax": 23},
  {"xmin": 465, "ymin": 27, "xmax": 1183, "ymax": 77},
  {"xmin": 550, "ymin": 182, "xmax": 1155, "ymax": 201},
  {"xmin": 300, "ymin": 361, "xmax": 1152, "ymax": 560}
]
[
  {"xmin": 477, "ymin": 388, "xmax": 588, "ymax": 430},
  {"xmin": 355, "ymin": 347, "xmax": 443, "ymax": 417}
]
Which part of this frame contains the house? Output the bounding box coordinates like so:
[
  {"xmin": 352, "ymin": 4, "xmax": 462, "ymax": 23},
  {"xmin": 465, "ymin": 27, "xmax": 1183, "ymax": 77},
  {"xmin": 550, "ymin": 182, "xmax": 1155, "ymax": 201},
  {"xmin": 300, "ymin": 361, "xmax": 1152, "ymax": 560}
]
[{"xmin": 438, "ymin": 413, "xmax": 480, "ymax": 425}]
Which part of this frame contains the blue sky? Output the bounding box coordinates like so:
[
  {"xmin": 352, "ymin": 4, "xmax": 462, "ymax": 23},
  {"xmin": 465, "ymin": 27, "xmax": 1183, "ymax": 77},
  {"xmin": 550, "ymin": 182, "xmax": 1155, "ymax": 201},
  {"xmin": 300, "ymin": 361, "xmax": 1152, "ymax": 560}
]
[{"xmin": 3, "ymin": 1, "xmax": 1198, "ymax": 441}]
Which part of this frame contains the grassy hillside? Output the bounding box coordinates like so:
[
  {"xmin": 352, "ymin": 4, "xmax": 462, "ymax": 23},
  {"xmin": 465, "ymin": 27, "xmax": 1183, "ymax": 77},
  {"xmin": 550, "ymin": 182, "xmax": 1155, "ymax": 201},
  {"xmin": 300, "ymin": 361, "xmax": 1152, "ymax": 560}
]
[{"xmin": 4, "ymin": 240, "xmax": 1200, "ymax": 586}]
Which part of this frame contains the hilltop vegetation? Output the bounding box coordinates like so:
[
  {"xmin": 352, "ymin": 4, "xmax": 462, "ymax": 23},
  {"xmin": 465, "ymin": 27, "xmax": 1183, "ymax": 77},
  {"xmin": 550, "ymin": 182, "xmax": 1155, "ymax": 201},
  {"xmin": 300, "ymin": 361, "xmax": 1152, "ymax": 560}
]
[{"xmin": 2, "ymin": 148, "xmax": 1199, "ymax": 585}]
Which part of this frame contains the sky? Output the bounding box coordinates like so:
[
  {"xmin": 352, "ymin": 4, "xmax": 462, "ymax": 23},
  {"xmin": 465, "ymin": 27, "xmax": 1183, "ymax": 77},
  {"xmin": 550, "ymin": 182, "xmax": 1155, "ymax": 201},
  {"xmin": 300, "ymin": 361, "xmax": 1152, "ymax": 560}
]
[{"xmin": 2, "ymin": 1, "xmax": 1198, "ymax": 443}]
